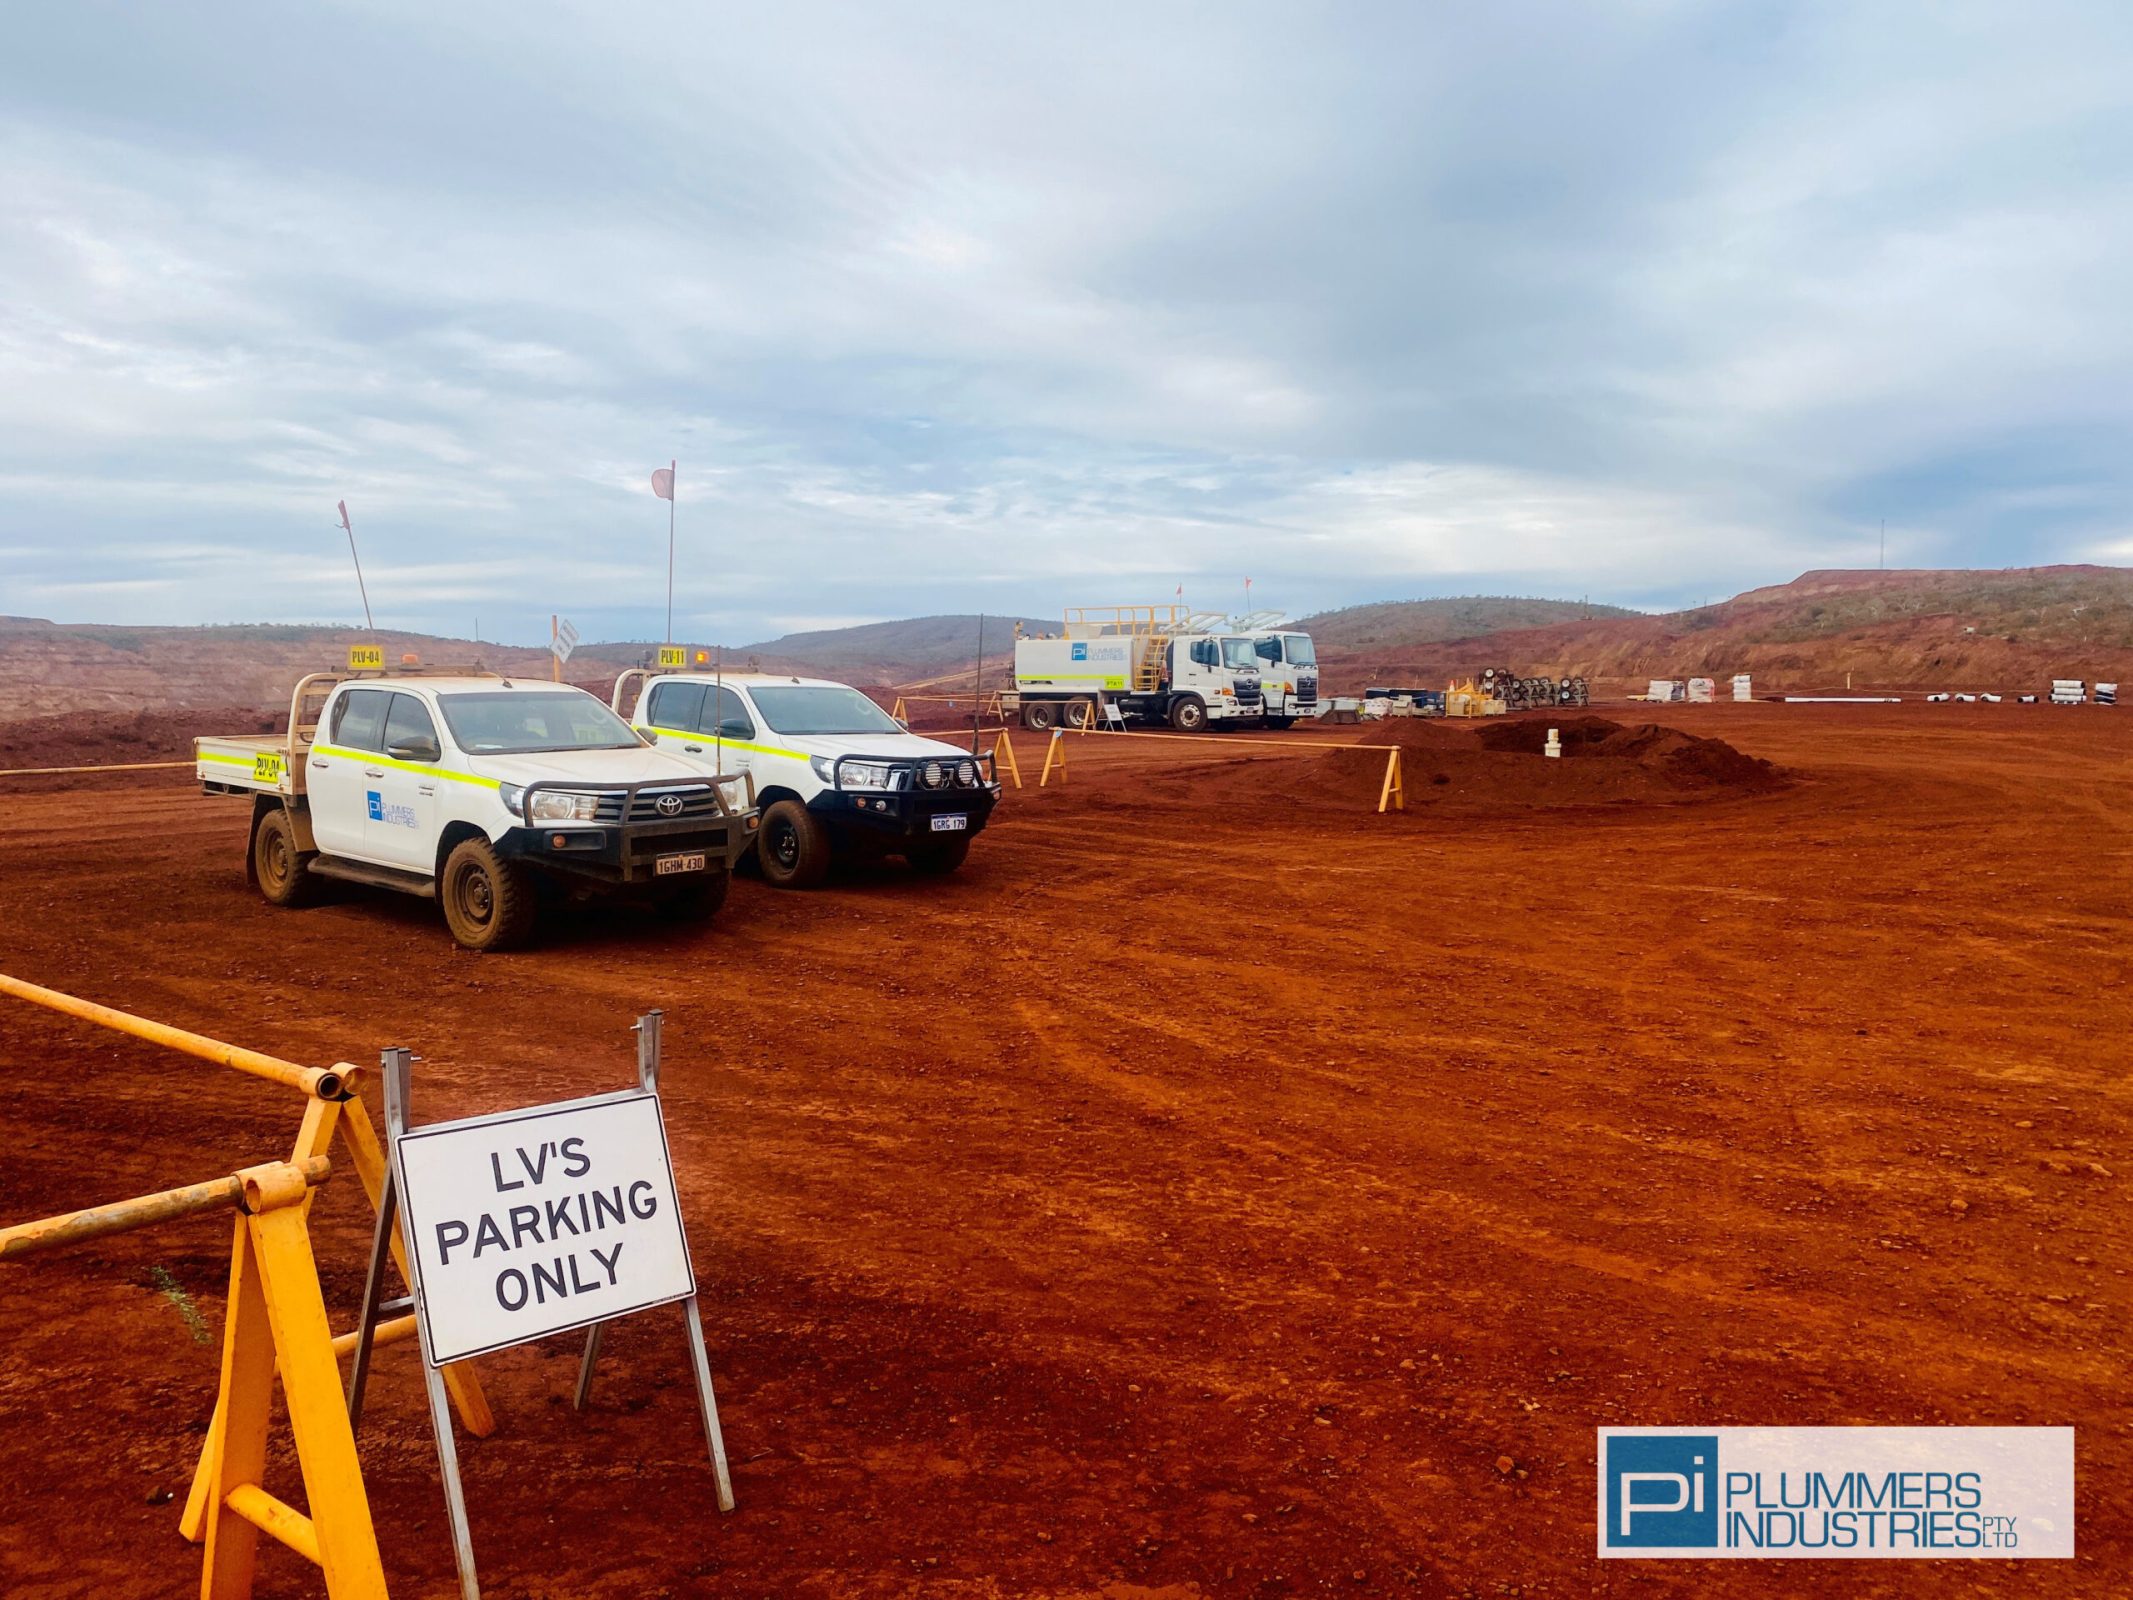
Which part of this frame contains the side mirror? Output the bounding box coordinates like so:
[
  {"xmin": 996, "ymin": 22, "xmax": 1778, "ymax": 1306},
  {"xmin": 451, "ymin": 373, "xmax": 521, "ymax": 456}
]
[{"xmin": 387, "ymin": 737, "xmax": 441, "ymax": 763}]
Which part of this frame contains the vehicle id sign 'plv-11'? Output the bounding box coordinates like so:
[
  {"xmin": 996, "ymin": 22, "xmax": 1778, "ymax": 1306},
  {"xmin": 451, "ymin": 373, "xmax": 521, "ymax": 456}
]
[{"xmin": 396, "ymin": 1090, "xmax": 695, "ymax": 1365}]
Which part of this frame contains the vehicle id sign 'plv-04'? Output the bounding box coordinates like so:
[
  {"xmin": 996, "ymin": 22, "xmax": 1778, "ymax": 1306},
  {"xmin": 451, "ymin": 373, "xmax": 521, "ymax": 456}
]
[{"xmin": 396, "ymin": 1090, "xmax": 695, "ymax": 1365}]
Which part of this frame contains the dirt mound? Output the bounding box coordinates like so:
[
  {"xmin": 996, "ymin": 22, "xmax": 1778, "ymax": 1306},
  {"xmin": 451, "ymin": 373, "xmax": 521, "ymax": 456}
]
[
  {"xmin": 1475, "ymin": 714, "xmax": 1783, "ymax": 790},
  {"xmin": 0, "ymin": 704, "xmax": 284, "ymax": 770},
  {"xmin": 1305, "ymin": 713, "xmax": 1784, "ymax": 810}
]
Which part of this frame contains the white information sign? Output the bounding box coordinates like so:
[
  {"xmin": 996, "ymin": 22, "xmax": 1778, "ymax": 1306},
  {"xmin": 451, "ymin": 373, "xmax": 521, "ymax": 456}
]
[
  {"xmin": 395, "ymin": 1090, "xmax": 695, "ymax": 1366},
  {"xmin": 552, "ymin": 616, "xmax": 581, "ymax": 664}
]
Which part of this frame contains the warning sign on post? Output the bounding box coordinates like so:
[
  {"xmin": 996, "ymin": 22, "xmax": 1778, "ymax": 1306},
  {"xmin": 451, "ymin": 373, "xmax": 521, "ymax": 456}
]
[{"xmin": 395, "ymin": 1091, "xmax": 695, "ymax": 1366}]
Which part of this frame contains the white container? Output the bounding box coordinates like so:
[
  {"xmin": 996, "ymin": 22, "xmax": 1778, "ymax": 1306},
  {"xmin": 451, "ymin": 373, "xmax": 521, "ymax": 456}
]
[{"xmin": 1731, "ymin": 673, "xmax": 1753, "ymax": 702}]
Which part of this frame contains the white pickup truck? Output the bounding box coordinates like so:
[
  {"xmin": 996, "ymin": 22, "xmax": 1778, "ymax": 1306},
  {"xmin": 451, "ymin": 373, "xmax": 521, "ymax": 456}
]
[
  {"xmin": 197, "ymin": 668, "xmax": 756, "ymax": 951},
  {"xmin": 611, "ymin": 669, "xmax": 1000, "ymax": 888}
]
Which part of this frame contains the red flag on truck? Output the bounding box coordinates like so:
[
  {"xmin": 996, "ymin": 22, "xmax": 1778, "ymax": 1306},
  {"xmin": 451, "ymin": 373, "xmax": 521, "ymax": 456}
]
[{"xmin": 650, "ymin": 466, "xmax": 675, "ymax": 500}]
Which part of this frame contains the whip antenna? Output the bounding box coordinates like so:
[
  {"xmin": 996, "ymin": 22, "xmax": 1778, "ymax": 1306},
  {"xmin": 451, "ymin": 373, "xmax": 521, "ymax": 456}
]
[{"xmin": 336, "ymin": 499, "xmax": 375, "ymax": 633}]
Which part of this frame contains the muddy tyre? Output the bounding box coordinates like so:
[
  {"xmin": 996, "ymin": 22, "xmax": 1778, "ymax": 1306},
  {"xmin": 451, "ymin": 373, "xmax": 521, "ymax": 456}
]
[
  {"xmin": 1265, "ymin": 716, "xmax": 1295, "ymax": 731},
  {"xmin": 906, "ymin": 833, "xmax": 971, "ymax": 876},
  {"xmin": 655, "ymin": 867, "xmax": 731, "ymax": 924},
  {"xmin": 758, "ymin": 799, "xmax": 831, "ymax": 888},
  {"xmin": 252, "ymin": 808, "xmax": 318, "ymax": 907},
  {"xmin": 440, "ymin": 837, "xmax": 538, "ymax": 952},
  {"xmin": 1169, "ymin": 696, "xmax": 1209, "ymax": 733},
  {"xmin": 1022, "ymin": 700, "xmax": 1059, "ymax": 732}
]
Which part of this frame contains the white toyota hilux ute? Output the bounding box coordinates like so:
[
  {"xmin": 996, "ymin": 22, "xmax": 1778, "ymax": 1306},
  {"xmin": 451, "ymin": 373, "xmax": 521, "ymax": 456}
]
[
  {"xmin": 612, "ymin": 669, "xmax": 1001, "ymax": 888},
  {"xmin": 197, "ymin": 670, "xmax": 756, "ymax": 951}
]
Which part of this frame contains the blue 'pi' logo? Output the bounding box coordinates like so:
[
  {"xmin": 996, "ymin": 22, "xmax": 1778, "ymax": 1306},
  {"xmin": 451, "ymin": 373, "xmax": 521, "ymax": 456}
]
[
  {"xmin": 1070, "ymin": 643, "xmax": 1088, "ymax": 661},
  {"xmin": 366, "ymin": 790, "xmax": 384, "ymax": 821},
  {"xmin": 1605, "ymin": 1436, "xmax": 1718, "ymax": 1548}
]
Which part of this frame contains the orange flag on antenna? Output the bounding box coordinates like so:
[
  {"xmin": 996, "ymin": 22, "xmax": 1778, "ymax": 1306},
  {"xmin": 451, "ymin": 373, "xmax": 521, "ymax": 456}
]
[{"xmin": 650, "ymin": 466, "xmax": 675, "ymax": 500}]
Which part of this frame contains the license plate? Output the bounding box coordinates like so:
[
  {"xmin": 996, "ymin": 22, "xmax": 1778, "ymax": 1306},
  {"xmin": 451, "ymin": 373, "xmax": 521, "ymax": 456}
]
[
  {"xmin": 930, "ymin": 814, "xmax": 967, "ymax": 832},
  {"xmin": 655, "ymin": 852, "xmax": 707, "ymax": 876}
]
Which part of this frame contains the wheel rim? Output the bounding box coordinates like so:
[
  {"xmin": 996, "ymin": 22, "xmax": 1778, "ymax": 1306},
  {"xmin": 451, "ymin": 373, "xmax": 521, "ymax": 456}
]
[
  {"xmin": 770, "ymin": 819, "xmax": 799, "ymax": 869},
  {"xmin": 261, "ymin": 829, "xmax": 288, "ymax": 886},
  {"xmin": 461, "ymin": 866, "xmax": 494, "ymax": 926}
]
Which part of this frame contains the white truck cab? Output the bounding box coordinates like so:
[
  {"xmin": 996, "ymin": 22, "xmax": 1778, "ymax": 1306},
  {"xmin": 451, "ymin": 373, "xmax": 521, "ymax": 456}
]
[
  {"xmin": 613, "ymin": 670, "xmax": 1000, "ymax": 888},
  {"xmin": 1249, "ymin": 629, "xmax": 1319, "ymax": 727},
  {"xmin": 198, "ymin": 669, "xmax": 755, "ymax": 950}
]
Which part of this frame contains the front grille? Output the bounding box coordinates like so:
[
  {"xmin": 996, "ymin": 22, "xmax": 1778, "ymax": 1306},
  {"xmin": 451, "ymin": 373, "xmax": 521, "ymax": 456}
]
[
  {"xmin": 585, "ymin": 785, "xmax": 721, "ymax": 823},
  {"xmin": 1296, "ymin": 677, "xmax": 1318, "ymax": 705},
  {"xmin": 1234, "ymin": 681, "xmax": 1262, "ymax": 706}
]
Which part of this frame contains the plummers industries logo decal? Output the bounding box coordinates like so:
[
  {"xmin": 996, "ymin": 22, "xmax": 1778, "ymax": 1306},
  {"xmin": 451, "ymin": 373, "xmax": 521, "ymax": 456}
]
[
  {"xmin": 1598, "ymin": 1428, "xmax": 2073, "ymax": 1559},
  {"xmin": 1607, "ymin": 1435, "xmax": 1718, "ymax": 1549},
  {"xmin": 366, "ymin": 790, "xmax": 419, "ymax": 828},
  {"xmin": 1070, "ymin": 643, "xmax": 1088, "ymax": 661}
]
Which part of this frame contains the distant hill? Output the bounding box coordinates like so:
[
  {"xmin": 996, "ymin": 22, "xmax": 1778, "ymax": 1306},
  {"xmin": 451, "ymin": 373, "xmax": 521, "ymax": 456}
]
[
  {"xmin": 1295, "ymin": 595, "xmax": 1641, "ymax": 651},
  {"xmin": 1316, "ymin": 566, "xmax": 2133, "ymax": 692},
  {"xmin": 7, "ymin": 570, "xmax": 2129, "ymax": 721}
]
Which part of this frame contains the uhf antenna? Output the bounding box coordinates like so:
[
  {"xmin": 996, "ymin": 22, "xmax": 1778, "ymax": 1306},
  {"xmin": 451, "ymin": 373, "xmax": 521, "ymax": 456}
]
[
  {"xmin": 970, "ymin": 613, "xmax": 985, "ymax": 756},
  {"xmin": 336, "ymin": 499, "xmax": 375, "ymax": 632}
]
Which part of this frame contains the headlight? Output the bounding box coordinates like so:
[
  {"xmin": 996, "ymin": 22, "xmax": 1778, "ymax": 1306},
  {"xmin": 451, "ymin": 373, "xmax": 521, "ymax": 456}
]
[
  {"xmin": 956, "ymin": 759, "xmax": 978, "ymax": 787},
  {"xmin": 817, "ymin": 757, "xmax": 892, "ymax": 790},
  {"xmin": 530, "ymin": 791, "xmax": 599, "ymax": 822},
  {"xmin": 499, "ymin": 782, "xmax": 525, "ymax": 814}
]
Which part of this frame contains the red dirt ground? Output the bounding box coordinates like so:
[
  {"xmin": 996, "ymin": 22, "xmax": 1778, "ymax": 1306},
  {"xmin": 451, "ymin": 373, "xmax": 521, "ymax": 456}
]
[{"xmin": 0, "ymin": 704, "xmax": 2127, "ymax": 1598}]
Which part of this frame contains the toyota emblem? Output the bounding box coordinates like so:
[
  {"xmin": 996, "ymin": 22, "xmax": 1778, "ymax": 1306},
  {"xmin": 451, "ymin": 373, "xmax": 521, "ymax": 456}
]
[{"xmin": 655, "ymin": 793, "xmax": 685, "ymax": 817}]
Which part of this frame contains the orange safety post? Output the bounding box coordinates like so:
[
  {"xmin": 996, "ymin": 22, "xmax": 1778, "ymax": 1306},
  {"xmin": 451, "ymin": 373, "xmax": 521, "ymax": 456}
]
[
  {"xmin": 1377, "ymin": 747, "xmax": 1405, "ymax": 813},
  {"xmin": 1040, "ymin": 727, "xmax": 1067, "ymax": 786},
  {"xmin": 0, "ymin": 970, "xmax": 496, "ymax": 1541},
  {"xmin": 2, "ymin": 1157, "xmax": 391, "ymax": 1600},
  {"xmin": 991, "ymin": 729, "xmax": 1022, "ymax": 790}
]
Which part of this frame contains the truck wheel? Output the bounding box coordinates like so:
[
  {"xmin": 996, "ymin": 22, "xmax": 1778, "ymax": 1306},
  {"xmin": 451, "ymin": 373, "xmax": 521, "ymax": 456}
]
[
  {"xmin": 252, "ymin": 809, "xmax": 317, "ymax": 907},
  {"xmin": 906, "ymin": 834, "xmax": 971, "ymax": 875},
  {"xmin": 1022, "ymin": 700, "xmax": 1059, "ymax": 732},
  {"xmin": 1066, "ymin": 696, "xmax": 1095, "ymax": 730},
  {"xmin": 655, "ymin": 867, "xmax": 730, "ymax": 924},
  {"xmin": 1170, "ymin": 697, "xmax": 1209, "ymax": 733},
  {"xmin": 440, "ymin": 837, "xmax": 538, "ymax": 952},
  {"xmin": 1265, "ymin": 716, "xmax": 1295, "ymax": 731},
  {"xmin": 758, "ymin": 799, "xmax": 831, "ymax": 888}
]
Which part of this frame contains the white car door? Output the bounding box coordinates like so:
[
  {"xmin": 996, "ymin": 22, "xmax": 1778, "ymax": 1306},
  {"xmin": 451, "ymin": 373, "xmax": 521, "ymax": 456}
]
[
  {"xmin": 704, "ymin": 685, "xmax": 760, "ymax": 782},
  {"xmin": 365, "ymin": 691, "xmax": 441, "ymax": 870},
  {"xmin": 639, "ymin": 680, "xmax": 713, "ymax": 765},
  {"xmin": 307, "ymin": 687, "xmax": 389, "ymax": 857}
]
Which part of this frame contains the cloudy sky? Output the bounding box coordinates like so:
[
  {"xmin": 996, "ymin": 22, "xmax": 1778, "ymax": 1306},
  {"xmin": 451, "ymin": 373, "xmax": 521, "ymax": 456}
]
[{"xmin": 3, "ymin": 2, "xmax": 2129, "ymax": 644}]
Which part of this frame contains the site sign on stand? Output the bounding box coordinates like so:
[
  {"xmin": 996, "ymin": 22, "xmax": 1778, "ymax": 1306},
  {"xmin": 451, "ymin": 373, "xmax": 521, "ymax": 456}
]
[{"xmin": 358, "ymin": 1014, "xmax": 733, "ymax": 1600}]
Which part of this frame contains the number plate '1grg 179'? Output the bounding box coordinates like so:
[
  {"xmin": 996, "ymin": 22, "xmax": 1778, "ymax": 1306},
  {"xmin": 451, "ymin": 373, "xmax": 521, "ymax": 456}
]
[{"xmin": 930, "ymin": 814, "xmax": 968, "ymax": 832}]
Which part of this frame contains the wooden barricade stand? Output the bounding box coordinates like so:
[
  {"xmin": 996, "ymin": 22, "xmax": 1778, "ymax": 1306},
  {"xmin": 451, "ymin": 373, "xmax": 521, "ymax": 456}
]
[
  {"xmin": 0, "ymin": 971, "xmax": 495, "ymax": 1544},
  {"xmin": 1039, "ymin": 727, "xmax": 1067, "ymax": 786},
  {"xmin": 0, "ymin": 1155, "xmax": 391, "ymax": 1600},
  {"xmin": 1378, "ymin": 747, "xmax": 1406, "ymax": 813},
  {"xmin": 991, "ymin": 729, "xmax": 1022, "ymax": 789},
  {"xmin": 890, "ymin": 696, "xmax": 908, "ymax": 722}
]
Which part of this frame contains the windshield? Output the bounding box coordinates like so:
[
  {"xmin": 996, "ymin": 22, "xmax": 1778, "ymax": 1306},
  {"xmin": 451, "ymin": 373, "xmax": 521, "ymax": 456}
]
[
  {"xmin": 748, "ymin": 685, "xmax": 904, "ymax": 736},
  {"xmin": 436, "ymin": 691, "xmax": 641, "ymax": 755},
  {"xmin": 1283, "ymin": 635, "xmax": 1317, "ymax": 667},
  {"xmin": 1220, "ymin": 638, "xmax": 1260, "ymax": 671}
]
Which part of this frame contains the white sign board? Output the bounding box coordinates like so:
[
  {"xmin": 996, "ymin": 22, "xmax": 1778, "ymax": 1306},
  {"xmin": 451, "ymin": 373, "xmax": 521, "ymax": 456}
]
[
  {"xmin": 395, "ymin": 1090, "xmax": 695, "ymax": 1365},
  {"xmin": 552, "ymin": 616, "xmax": 581, "ymax": 664}
]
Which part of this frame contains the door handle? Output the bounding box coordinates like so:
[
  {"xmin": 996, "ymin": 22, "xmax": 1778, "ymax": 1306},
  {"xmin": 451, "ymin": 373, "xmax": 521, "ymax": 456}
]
[
  {"xmin": 312, "ymin": 759, "xmax": 331, "ymax": 769},
  {"xmin": 684, "ymin": 744, "xmax": 704, "ymax": 753},
  {"xmin": 363, "ymin": 767, "xmax": 385, "ymax": 778}
]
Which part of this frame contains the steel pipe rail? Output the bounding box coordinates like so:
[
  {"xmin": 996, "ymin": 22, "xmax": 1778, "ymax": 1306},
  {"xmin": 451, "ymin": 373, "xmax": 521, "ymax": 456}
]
[
  {"xmin": 0, "ymin": 1156, "xmax": 331, "ymax": 1260},
  {"xmin": 0, "ymin": 971, "xmax": 359, "ymax": 1100}
]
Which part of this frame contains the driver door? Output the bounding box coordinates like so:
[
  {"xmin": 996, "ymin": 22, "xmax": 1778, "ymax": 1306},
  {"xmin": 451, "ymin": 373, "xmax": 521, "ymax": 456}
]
[
  {"xmin": 365, "ymin": 692, "xmax": 440, "ymax": 869},
  {"xmin": 702, "ymin": 686, "xmax": 759, "ymax": 781}
]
